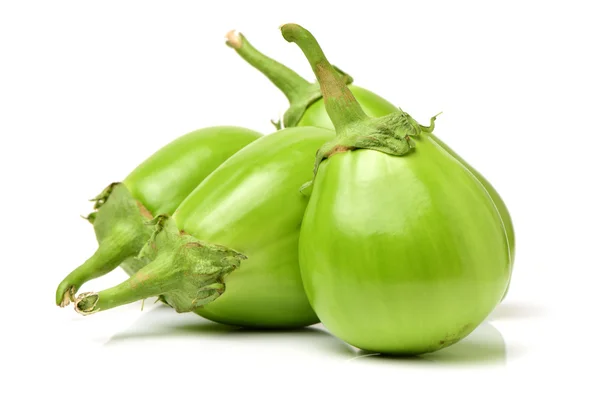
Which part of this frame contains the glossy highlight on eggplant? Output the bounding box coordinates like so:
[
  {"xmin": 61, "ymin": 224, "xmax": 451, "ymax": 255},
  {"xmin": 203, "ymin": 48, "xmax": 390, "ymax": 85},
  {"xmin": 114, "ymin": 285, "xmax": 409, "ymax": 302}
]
[
  {"xmin": 55, "ymin": 126, "xmax": 261, "ymax": 307},
  {"xmin": 283, "ymin": 23, "xmax": 512, "ymax": 354},
  {"xmin": 227, "ymin": 28, "xmax": 515, "ymax": 292},
  {"xmin": 73, "ymin": 127, "xmax": 335, "ymax": 328}
]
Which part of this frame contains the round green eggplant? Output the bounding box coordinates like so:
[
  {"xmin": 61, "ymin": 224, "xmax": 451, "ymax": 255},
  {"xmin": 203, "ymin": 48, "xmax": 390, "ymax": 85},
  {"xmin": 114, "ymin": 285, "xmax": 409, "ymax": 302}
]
[
  {"xmin": 55, "ymin": 126, "xmax": 261, "ymax": 307},
  {"xmin": 298, "ymin": 91, "xmax": 515, "ymax": 273},
  {"xmin": 73, "ymin": 126, "xmax": 334, "ymax": 328},
  {"xmin": 283, "ymin": 24, "xmax": 511, "ymax": 354},
  {"xmin": 228, "ymin": 29, "xmax": 515, "ymax": 293},
  {"xmin": 300, "ymin": 139, "xmax": 510, "ymax": 354}
]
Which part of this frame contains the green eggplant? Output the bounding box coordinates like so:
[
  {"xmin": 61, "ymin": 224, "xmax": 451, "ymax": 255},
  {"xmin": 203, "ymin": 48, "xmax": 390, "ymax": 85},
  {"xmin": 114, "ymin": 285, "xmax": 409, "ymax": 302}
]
[
  {"xmin": 56, "ymin": 126, "xmax": 261, "ymax": 307},
  {"xmin": 73, "ymin": 126, "xmax": 334, "ymax": 328},
  {"xmin": 227, "ymin": 29, "xmax": 515, "ymax": 296},
  {"xmin": 225, "ymin": 30, "xmax": 394, "ymax": 129},
  {"xmin": 283, "ymin": 24, "xmax": 511, "ymax": 354}
]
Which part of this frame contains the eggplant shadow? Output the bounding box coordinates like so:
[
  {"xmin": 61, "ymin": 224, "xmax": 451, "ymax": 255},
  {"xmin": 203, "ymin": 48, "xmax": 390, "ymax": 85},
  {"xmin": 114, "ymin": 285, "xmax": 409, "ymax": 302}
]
[
  {"xmin": 346, "ymin": 322, "xmax": 508, "ymax": 366},
  {"xmin": 487, "ymin": 301, "xmax": 546, "ymax": 321},
  {"xmin": 104, "ymin": 302, "xmax": 347, "ymax": 357}
]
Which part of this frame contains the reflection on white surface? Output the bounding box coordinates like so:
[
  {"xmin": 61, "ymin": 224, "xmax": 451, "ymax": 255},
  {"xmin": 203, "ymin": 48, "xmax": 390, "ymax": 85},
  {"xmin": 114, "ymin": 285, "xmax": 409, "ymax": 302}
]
[
  {"xmin": 106, "ymin": 301, "xmax": 510, "ymax": 367},
  {"xmin": 346, "ymin": 322, "xmax": 506, "ymax": 365},
  {"xmin": 488, "ymin": 301, "xmax": 546, "ymax": 321},
  {"xmin": 106, "ymin": 302, "xmax": 341, "ymax": 351}
]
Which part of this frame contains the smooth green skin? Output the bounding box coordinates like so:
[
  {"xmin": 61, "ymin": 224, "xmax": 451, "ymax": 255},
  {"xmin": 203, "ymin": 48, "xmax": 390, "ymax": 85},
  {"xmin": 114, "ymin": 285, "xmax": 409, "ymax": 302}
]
[
  {"xmin": 120, "ymin": 126, "xmax": 261, "ymax": 277},
  {"xmin": 297, "ymin": 87, "xmax": 515, "ymax": 266},
  {"xmin": 172, "ymin": 127, "xmax": 334, "ymax": 328},
  {"xmin": 297, "ymin": 85, "xmax": 395, "ymax": 128},
  {"xmin": 56, "ymin": 126, "xmax": 261, "ymax": 306},
  {"xmin": 299, "ymin": 135, "xmax": 511, "ymax": 354},
  {"xmin": 229, "ymin": 30, "xmax": 514, "ymax": 259},
  {"xmin": 123, "ymin": 126, "xmax": 262, "ymax": 216}
]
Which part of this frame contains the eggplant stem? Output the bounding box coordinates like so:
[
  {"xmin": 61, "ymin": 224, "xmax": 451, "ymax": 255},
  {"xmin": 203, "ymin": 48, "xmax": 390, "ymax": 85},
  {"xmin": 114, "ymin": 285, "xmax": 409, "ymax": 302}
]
[
  {"xmin": 56, "ymin": 235, "xmax": 135, "ymax": 306},
  {"xmin": 280, "ymin": 24, "xmax": 368, "ymax": 131},
  {"xmin": 59, "ymin": 286, "xmax": 75, "ymax": 307},
  {"xmin": 75, "ymin": 292, "xmax": 100, "ymax": 316},
  {"xmin": 71, "ymin": 217, "xmax": 245, "ymax": 316},
  {"xmin": 225, "ymin": 29, "xmax": 310, "ymax": 105},
  {"xmin": 55, "ymin": 183, "xmax": 154, "ymax": 307}
]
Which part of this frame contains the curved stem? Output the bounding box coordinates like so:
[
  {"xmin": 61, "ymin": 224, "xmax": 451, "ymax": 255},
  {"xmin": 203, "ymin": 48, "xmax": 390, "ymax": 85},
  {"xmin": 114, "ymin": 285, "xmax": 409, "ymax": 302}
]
[
  {"xmin": 55, "ymin": 236, "xmax": 136, "ymax": 307},
  {"xmin": 55, "ymin": 183, "xmax": 154, "ymax": 307},
  {"xmin": 73, "ymin": 217, "xmax": 245, "ymax": 315},
  {"xmin": 420, "ymin": 112, "xmax": 442, "ymax": 133},
  {"xmin": 74, "ymin": 254, "xmax": 181, "ymax": 314},
  {"xmin": 226, "ymin": 30, "xmax": 311, "ymax": 105},
  {"xmin": 280, "ymin": 24, "xmax": 367, "ymax": 132}
]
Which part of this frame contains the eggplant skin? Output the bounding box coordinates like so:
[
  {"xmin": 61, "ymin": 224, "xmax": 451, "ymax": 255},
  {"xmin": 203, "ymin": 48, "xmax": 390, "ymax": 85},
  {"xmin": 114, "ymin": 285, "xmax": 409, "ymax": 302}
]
[
  {"xmin": 298, "ymin": 134, "xmax": 511, "ymax": 354},
  {"xmin": 118, "ymin": 126, "xmax": 261, "ymax": 276},
  {"xmin": 123, "ymin": 126, "xmax": 262, "ymax": 217},
  {"xmin": 297, "ymin": 85, "xmax": 396, "ymax": 129},
  {"xmin": 173, "ymin": 127, "xmax": 335, "ymax": 328},
  {"xmin": 298, "ymin": 87, "xmax": 515, "ymax": 268}
]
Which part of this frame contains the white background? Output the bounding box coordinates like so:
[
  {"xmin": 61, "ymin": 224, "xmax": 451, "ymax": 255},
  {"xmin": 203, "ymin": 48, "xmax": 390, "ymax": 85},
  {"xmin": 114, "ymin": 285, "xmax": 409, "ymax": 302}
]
[{"xmin": 1, "ymin": 1, "xmax": 599, "ymax": 398}]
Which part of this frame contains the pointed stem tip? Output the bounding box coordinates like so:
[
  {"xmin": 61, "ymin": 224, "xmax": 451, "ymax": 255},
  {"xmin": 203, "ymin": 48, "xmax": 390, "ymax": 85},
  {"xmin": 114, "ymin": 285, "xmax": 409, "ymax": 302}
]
[
  {"xmin": 225, "ymin": 29, "xmax": 310, "ymax": 105},
  {"xmin": 225, "ymin": 30, "xmax": 242, "ymax": 49},
  {"xmin": 280, "ymin": 24, "xmax": 367, "ymax": 131},
  {"xmin": 55, "ymin": 183, "xmax": 154, "ymax": 308},
  {"xmin": 55, "ymin": 237, "xmax": 133, "ymax": 306},
  {"xmin": 69, "ymin": 217, "xmax": 246, "ymax": 316}
]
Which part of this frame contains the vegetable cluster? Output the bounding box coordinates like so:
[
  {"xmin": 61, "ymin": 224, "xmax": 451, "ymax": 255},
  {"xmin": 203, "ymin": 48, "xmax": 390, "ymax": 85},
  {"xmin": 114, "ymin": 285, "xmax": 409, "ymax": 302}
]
[{"xmin": 56, "ymin": 24, "xmax": 514, "ymax": 355}]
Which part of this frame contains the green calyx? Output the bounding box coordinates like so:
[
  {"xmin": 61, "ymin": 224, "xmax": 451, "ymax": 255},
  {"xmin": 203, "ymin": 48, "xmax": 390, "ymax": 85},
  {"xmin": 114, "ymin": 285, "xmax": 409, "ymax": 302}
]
[
  {"xmin": 74, "ymin": 216, "xmax": 246, "ymax": 315},
  {"xmin": 55, "ymin": 182, "xmax": 155, "ymax": 307},
  {"xmin": 281, "ymin": 24, "xmax": 439, "ymax": 182},
  {"xmin": 226, "ymin": 29, "xmax": 352, "ymax": 128},
  {"xmin": 311, "ymin": 110, "xmax": 440, "ymax": 176}
]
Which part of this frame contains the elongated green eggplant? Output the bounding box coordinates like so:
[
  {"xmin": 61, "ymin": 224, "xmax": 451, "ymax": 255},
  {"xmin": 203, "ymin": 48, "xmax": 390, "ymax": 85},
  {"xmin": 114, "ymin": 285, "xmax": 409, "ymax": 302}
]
[
  {"xmin": 283, "ymin": 24, "xmax": 511, "ymax": 354},
  {"xmin": 73, "ymin": 127, "xmax": 334, "ymax": 328},
  {"xmin": 55, "ymin": 126, "xmax": 261, "ymax": 307},
  {"xmin": 228, "ymin": 29, "xmax": 515, "ymax": 297}
]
